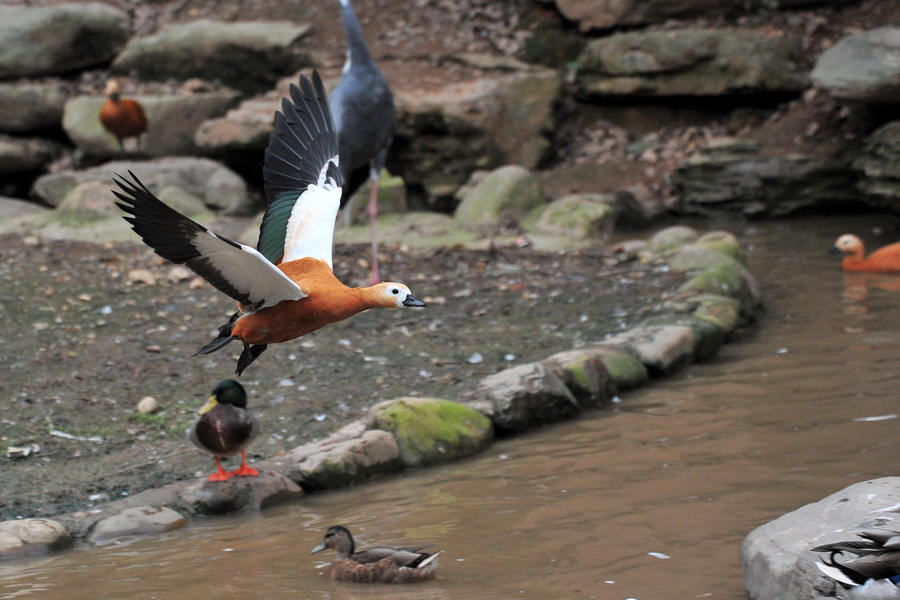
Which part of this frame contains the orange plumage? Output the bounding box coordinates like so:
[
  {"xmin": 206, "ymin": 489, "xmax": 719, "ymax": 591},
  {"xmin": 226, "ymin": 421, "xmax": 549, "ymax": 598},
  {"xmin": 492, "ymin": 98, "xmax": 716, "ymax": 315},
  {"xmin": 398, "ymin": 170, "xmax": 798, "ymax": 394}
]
[
  {"xmin": 99, "ymin": 80, "xmax": 147, "ymax": 151},
  {"xmin": 833, "ymin": 234, "xmax": 900, "ymax": 273}
]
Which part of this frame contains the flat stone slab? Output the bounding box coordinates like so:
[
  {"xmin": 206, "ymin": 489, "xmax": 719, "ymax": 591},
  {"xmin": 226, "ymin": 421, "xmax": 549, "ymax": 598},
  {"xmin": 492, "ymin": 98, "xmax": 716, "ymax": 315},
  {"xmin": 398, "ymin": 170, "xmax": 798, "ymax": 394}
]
[
  {"xmin": 812, "ymin": 27, "xmax": 900, "ymax": 102},
  {"xmin": 177, "ymin": 471, "xmax": 302, "ymax": 515},
  {"xmin": 601, "ymin": 324, "xmax": 696, "ymax": 374},
  {"xmin": 89, "ymin": 505, "xmax": 187, "ymax": 543}
]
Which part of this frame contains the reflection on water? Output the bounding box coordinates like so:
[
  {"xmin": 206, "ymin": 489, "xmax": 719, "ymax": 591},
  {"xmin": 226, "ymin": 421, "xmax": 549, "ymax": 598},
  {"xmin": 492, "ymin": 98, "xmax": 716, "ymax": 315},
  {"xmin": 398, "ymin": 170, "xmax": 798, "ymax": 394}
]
[{"xmin": 2, "ymin": 217, "xmax": 899, "ymax": 600}]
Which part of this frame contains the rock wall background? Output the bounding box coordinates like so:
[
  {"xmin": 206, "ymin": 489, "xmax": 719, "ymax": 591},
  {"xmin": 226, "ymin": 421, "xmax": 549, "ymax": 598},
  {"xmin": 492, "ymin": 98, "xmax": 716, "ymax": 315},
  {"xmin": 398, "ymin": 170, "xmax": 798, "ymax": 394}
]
[{"xmin": 1, "ymin": 0, "xmax": 899, "ymax": 239}]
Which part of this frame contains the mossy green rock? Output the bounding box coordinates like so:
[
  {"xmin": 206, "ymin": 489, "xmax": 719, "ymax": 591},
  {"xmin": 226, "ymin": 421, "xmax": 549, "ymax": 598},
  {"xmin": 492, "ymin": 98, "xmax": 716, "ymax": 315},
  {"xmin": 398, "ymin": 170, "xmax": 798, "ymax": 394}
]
[
  {"xmin": 680, "ymin": 261, "xmax": 760, "ymax": 319},
  {"xmin": 532, "ymin": 194, "xmax": 616, "ymax": 239},
  {"xmin": 369, "ymin": 397, "xmax": 493, "ymax": 468},
  {"xmin": 692, "ymin": 294, "xmax": 741, "ymax": 334},
  {"xmin": 668, "ymin": 246, "xmax": 743, "ymax": 273},
  {"xmin": 454, "ymin": 165, "xmax": 544, "ymax": 231},
  {"xmin": 643, "ymin": 315, "xmax": 725, "ymax": 362},
  {"xmin": 647, "ymin": 225, "xmax": 698, "ymax": 255},
  {"xmin": 693, "ymin": 231, "xmax": 746, "ymax": 265},
  {"xmin": 112, "ymin": 21, "xmax": 313, "ymax": 93},
  {"xmin": 543, "ymin": 349, "xmax": 616, "ymax": 407},
  {"xmin": 595, "ymin": 350, "xmax": 648, "ymax": 390}
]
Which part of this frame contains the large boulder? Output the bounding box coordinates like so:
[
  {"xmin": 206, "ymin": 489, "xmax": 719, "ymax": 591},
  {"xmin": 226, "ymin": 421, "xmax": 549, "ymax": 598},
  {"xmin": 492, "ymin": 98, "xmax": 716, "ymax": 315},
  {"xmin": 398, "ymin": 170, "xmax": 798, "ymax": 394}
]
[
  {"xmin": 472, "ymin": 362, "xmax": 580, "ymax": 434},
  {"xmin": 672, "ymin": 137, "xmax": 859, "ymax": 217},
  {"xmin": 577, "ymin": 29, "xmax": 808, "ymax": 98},
  {"xmin": 369, "ymin": 397, "xmax": 493, "ymax": 468},
  {"xmin": 0, "ymin": 134, "xmax": 62, "ymax": 174},
  {"xmin": 454, "ymin": 165, "xmax": 545, "ymax": 232},
  {"xmin": 812, "ymin": 27, "xmax": 900, "ymax": 103},
  {"xmin": 32, "ymin": 157, "xmax": 252, "ymax": 214},
  {"xmin": 742, "ymin": 477, "xmax": 900, "ymax": 600},
  {"xmin": 0, "ymin": 518, "xmax": 71, "ymax": 559},
  {"xmin": 853, "ymin": 120, "xmax": 900, "ymax": 210},
  {"xmin": 0, "ymin": 4, "xmax": 129, "ymax": 78},
  {"xmin": 531, "ymin": 194, "xmax": 619, "ymax": 240},
  {"xmin": 390, "ymin": 65, "xmax": 559, "ymax": 208},
  {"xmin": 552, "ymin": 0, "xmax": 848, "ymax": 32},
  {"xmin": 112, "ymin": 21, "xmax": 314, "ymax": 94},
  {"xmin": 0, "ymin": 82, "xmax": 67, "ymax": 133},
  {"xmin": 63, "ymin": 91, "xmax": 240, "ymax": 158}
]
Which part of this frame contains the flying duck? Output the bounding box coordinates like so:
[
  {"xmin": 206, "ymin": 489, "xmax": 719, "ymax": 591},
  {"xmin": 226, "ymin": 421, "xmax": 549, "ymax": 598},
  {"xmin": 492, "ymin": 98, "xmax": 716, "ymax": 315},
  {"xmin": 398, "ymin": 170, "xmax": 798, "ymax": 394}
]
[
  {"xmin": 113, "ymin": 72, "xmax": 424, "ymax": 376},
  {"xmin": 310, "ymin": 525, "xmax": 442, "ymax": 583},
  {"xmin": 832, "ymin": 234, "xmax": 900, "ymax": 272},
  {"xmin": 99, "ymin": 79, "xmax": 147, "ymax": 153},
  {"xmin": 187, "ymin": 379, "xmax": 260, "ymax": 482},
  {"xmin": 813, "ymin": 527, "xmax": 900, "ymax": 598},
  {"xmin": 331, "ymin": 0, "xmax": 397, "ymax": 285}
]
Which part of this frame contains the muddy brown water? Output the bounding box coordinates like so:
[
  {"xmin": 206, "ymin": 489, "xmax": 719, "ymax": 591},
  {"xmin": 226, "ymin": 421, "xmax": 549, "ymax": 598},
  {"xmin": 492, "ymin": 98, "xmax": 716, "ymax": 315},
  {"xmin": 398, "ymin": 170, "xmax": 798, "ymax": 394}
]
[{"xmin": 3, "ymin": 216, "xmax": 900, "ymax": 599}]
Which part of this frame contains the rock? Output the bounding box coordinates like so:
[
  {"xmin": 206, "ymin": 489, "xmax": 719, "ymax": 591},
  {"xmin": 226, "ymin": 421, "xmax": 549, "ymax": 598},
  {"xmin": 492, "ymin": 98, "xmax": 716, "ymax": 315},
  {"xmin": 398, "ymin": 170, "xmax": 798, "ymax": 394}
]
[
  {"xmin": 57, "ymin": 181, "xmax": 123, "ymax": 222},
  {"xmin": 0, "ymin": 82, "xmax": 67, "ymax": 133},
  {"xmin": 278, "ymin": 429, "xmax": 402, "ymax": 491},
  {"xmin": 692, "ymin": 231, "xmax": 746, "ymax": 265},
  {"xmin": 454, "ymin": 165, "xmax": 544, "ymax": 232},
  {"xmin": 89, "ymin": 505, "xmax": 186, "ymax": 543},
  {"xmin": 0, "ymin": 197, "xmax": 49, "ymax": 220},
  {"xmin": 577, "ymin": 29, "xmax": 808, "ymax": 98},
  {"xmin": 0, "ymin": 134, "xmax": 62, "ymax": 174},
  {"xmin": 344, "ymin": 171, "xmax": 408, "ymax": 225},
  {"xmin": 177, "ymin": 470, "xmax": 302, "ymax": 515},
  {"xmin": 0, "ymin": 518, "xmax": 71, "ymax": 559},
  {"xmin": 691, "ymin": 295, "xmax": 741, "ymax": 334},
  {"xmin": 643, "ymin": 315, "xmax": 725, "ymax": 362},
  {"xmin": 473, "ymin": 362, "xmax": 580, "ymax": 434},
  {"xmin": 853, "ymin": 120, "xmax": 900, "ymax": 208},
  {"xmin": 0, "ymin": 4, "xmax": 129, "ymax": 78},
  {"xmin": 742, "ymin": 477, "xmax": 900, "ymax": 600},
  {"xmin": 811, "ymin": 27, "xmax": 900, "ymax": 103},
  {"xmin": 136, "ymin": 396, "xmax": 158, "ymax": 414},
  {"xmin": 531, "ymin": 194, "xmax": 617, "ymax": 240},
  {"xmin": 646, "ymin": 225, "xmax": 699, "ymax": 255},
  {"xmin": 112, "ymin": 21, "xmax": 314, "ymax": 94},
  {"xmin": 167, "ymin": 266, "xmax": 193, "ymax": 283},
  {"xmin": 127, "ymin": 269, "xmax": 156, "ymax": 286},
  {"xmin": 672, "ymin": 137, "xmax": 858, "ymax": 217},
  {"xmin": 32, "ymin": 157, "xmax": 251, "ymax": 215},
  {"xmin": 678, "ymin": 256, "xmax": 761, "ymax": 319},
  {"xmin": 593, "ymin": 349, "xmax": 649, "ymax": 390},
  {"xmin": 63, "ymin": 91, "xmax": 240, "ymax": 159},
  {"xmin": 369, "ymin": 397, "xmax": 493, "ymax": 468},
  {"xmin": 601, "ymin": 324, "xmax": 696, "ymax": 374},
  {"xmin": 334, "ymin": 211, "xmax": 479, "ymax": 249},
  {"xmin": 668, "ymin": 246, "xmax": 745, "ymax": 274},
  {"xmin": 542, "ymin": 350, "xmax": 616, "ymax": 408},
  {"xmin": 391, "ymin": 67, "xmax": 560, "ymax": 208}
]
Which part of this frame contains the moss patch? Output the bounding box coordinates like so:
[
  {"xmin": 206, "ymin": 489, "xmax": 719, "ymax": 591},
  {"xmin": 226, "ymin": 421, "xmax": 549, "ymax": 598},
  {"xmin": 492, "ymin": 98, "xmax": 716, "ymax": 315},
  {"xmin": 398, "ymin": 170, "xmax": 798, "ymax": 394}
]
[
  {"xmin": 370, "ymin": 397, "xmax": 493, "ymax": 468},
  {"xmin": 597, "ymin": 351, "xmax": 648, "ymax": 390}
]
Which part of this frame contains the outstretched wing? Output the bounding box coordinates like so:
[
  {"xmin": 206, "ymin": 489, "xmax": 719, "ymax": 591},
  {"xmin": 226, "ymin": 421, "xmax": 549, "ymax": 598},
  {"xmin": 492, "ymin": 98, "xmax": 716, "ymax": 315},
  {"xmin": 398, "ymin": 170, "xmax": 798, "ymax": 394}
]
[
  {"xmin": 260, "ymin": 71, "xmax": 342, "ymax": 266},
  {"xmin": 113, "ymin": 171, "xmax": 306, "ymax": 310}
]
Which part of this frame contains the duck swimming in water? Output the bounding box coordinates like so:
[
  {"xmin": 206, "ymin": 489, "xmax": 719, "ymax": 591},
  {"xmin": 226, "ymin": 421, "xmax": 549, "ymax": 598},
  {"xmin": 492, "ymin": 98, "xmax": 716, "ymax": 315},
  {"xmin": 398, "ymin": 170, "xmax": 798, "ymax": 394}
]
[
  {"xmin": 113, "ymin": 71, "xmax": 424, "ymax": 376},
  {"xmin": 187, "ymin": 379, "xmax": 259, "ymax": 482},
  {"xmin": 832, "ymin": 234, "xmax": 900, "ymax": 273},
  {"xmin": 310, "ymin": 525, "xmax": 442, "ymax": 583}
]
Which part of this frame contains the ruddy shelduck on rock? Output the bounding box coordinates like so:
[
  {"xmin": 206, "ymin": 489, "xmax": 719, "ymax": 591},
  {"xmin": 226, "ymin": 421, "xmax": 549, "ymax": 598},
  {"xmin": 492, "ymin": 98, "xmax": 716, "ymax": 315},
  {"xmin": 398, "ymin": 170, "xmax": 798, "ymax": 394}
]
[
  {"xmin": 832, "ymin": 234, "xmax": 900, "ymax": 273},
  {"xmin": 113, "ymin": 72, "xmax": 425, "ymax": 375}
]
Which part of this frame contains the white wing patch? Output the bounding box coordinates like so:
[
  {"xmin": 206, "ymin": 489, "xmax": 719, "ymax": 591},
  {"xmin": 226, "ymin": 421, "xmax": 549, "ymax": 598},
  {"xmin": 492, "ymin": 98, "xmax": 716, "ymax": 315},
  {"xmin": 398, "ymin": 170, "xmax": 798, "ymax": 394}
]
[
  {"xmin": 192, "ymin": 231, "xmax": 307, "ymax": 309},
  {"xmin": 282, "ymin": 159, "xmax": 342, "ymax": 266}
]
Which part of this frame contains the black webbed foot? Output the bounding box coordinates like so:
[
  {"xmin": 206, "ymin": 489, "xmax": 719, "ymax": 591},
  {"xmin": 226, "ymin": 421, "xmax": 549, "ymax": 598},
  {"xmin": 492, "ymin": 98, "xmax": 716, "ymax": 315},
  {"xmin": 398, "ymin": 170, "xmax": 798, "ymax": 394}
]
[{"xmin": 235, "ymin": 343, "xmax": 267, "ymax": 376}]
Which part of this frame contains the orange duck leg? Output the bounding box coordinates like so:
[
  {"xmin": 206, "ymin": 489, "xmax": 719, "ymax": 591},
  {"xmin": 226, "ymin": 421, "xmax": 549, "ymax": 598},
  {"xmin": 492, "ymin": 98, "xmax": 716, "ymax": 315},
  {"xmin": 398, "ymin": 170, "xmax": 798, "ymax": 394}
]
[{"xmin": 833, "ymin": 234, "xmax": 900, "ymax": 273}]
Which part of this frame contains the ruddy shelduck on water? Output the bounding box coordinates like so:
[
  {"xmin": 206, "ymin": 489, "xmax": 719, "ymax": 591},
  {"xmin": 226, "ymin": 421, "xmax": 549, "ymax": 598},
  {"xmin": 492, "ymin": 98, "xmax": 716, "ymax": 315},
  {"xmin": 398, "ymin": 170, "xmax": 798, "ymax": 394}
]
[
  {"xmin": 113, "ymin": 72, "xmax": 425, "ymax": 375},
  {"xmin": 832, "ymin": 234, "xmax": 900, "ymax": 273}
]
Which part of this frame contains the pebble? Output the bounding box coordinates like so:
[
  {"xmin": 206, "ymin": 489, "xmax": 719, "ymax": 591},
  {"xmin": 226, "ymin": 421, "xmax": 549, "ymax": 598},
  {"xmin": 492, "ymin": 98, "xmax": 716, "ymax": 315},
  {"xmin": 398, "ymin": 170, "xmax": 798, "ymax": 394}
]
[
  {"xmin": 127, "ymin": 269, "xmax": 157, "ymax": 286},
  {"xmin": 137, "ymin": 396, "xmax": 159, "ymax": 414},
  {"xmin": 167, "ymin": 266, "xmax": 192, "ymax": 283}
]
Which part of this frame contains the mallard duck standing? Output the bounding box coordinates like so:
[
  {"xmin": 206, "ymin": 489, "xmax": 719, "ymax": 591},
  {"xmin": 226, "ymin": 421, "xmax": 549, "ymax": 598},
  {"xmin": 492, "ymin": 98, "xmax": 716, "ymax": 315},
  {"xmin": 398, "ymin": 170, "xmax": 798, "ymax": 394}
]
[
  {"xmin": 310, "ymin": 525, "xmax": 442, "ymax": 583},
  {"xmin": 112, "ymin": 71, "xmax": 424, "ymax": 376},
  {"xmin": 813, "ymin": 527, "xmax": 900, "ymax": 598},
  {"xmin": 187, "ymin": 379, "xmax": 260, "ymax": 482}
]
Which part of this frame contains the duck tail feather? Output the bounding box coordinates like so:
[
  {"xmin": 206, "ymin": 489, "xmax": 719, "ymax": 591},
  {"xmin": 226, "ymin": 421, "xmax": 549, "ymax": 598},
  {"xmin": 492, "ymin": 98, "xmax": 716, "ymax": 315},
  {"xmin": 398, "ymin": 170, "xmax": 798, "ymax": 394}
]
[{"xmin": 194, "ymin": 312, "xmax": 240, "ymax": 356}]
